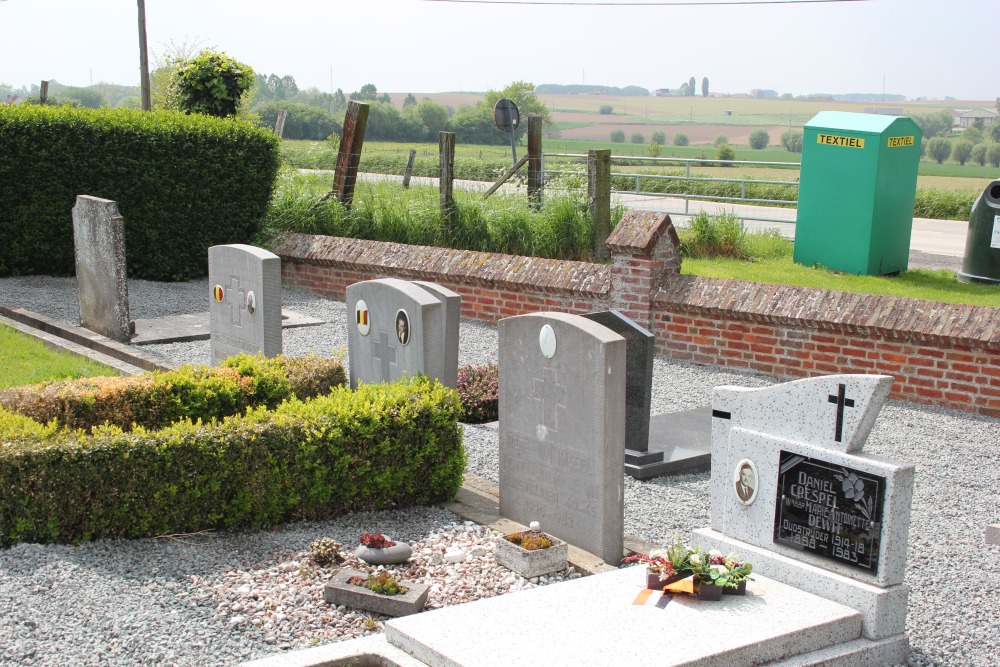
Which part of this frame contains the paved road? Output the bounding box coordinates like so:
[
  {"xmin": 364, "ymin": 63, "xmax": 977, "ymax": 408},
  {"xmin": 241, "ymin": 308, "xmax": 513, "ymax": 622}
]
[{"xmin": 319, "ymin": 171, "xmax": 970, "ymax": 271}]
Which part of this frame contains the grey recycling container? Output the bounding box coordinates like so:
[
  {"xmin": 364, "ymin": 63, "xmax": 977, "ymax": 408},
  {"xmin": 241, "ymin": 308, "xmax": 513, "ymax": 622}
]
[{"xmin": 958, "ymin": 179, "xmax": 1000, "ymax": 285}]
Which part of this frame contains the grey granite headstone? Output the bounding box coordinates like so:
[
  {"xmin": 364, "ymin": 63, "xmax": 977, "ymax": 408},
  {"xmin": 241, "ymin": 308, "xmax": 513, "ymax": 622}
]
[
  {"xmin": 208, "ymin": 244, "xmax": 282, "ymax": 365},
  {"xmin": 346, "ymin": 279, "xmax": 459, "ymax": 389},
  {"xmin": 72, "ymin": 195, "xmax": 132, "ymax": 342},
  {"xmin": 694, "ymin": 374, "xmax": 914, "ymax": 641},
  {"xmin": 498, "ymin": 312, "xmax": 626, "ymax": 565}
]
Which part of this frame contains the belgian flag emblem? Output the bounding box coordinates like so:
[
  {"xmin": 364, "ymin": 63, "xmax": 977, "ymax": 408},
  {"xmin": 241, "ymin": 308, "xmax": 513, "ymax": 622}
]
[
  {"xmin": 355, "ymin": 300, "xmax": 370, "ymax": 336},
  {"xmin": 213, "ymin": 285, "xmax": 224, "ymax": 302}
]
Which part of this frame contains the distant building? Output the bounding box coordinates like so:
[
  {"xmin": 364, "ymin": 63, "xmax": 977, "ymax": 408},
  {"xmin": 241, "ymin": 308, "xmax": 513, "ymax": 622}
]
[
  {"xmin": 864, "ymin": 107, "xmax": 905, "ymax": 116},
  {"xmin": 952, "ymin": 108, "xmax": 998, "ymax": 128}
]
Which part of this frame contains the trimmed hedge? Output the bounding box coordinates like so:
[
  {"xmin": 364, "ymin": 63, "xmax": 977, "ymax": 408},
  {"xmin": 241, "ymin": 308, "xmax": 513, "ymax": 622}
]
[
  {"xmin": 0, "ymin": 104, "xmax": 281, "ymax": 280},
  {"xmin": 0, "ymin": 353, "xmax": 346, "ymax": 432},
  {"xmin": 0, "ymin": 375, "xmax": 465, "ymax": 546}
]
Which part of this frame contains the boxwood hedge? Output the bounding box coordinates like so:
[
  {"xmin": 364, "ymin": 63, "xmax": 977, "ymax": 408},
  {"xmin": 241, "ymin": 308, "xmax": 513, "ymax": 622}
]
[{"xmin": 0, "ymin": 104, "xmax": 280, "ymax": 280}]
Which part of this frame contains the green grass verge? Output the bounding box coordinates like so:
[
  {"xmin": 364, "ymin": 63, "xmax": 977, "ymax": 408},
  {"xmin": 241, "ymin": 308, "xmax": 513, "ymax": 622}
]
[{"xmin": 0, "ymin": 324, "xmax": 118, "ymax": 388}]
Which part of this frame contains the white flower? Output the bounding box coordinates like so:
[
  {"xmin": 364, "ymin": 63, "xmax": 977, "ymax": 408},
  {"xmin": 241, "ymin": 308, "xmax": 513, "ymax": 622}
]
[
  {"xmin": 689, "ymin": 553, "xmax": 702, "ymax": 566},
  {"xmin": 649, "ymin": 548, "xmax": 668, "ymax": 559},
  {"xmin": 710, "ymin": 564, "xmax": 728, "ymax": 575},
  {"xmin": 708, "ymin": 549, "xmax": 723, "ymax": 558}
]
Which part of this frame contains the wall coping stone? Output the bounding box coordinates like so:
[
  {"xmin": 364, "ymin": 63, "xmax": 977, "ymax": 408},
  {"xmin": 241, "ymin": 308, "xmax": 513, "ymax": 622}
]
[
  {"xmin": 274, "ymin": 233, "xmax": 609, "ymax": 297},
  {"xmin": 605, "ymin": 210, "xmax": 678, "ymax": 256},
  {"xmin": 654, "ymin": 275, "xmax": 1000, "ymax": 350}
]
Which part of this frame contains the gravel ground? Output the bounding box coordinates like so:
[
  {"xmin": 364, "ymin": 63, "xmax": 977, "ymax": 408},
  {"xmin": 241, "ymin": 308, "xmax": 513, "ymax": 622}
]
[{"xmin": 0, "ymin": 276, "xmax": 997, "ymax": 666}]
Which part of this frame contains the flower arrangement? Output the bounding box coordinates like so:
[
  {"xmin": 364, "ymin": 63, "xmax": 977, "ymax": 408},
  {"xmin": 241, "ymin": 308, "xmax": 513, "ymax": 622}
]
[
  {"xmin": 359, "ymin": 533, "xmax": 396, "ymax": 549},
  {"xmin": 348, "ymin": 572, "xmax": 409, "ymax": 596},
  {"xmin": 626, "ymin": 533, "xmax": 753, "ymax": 591}
]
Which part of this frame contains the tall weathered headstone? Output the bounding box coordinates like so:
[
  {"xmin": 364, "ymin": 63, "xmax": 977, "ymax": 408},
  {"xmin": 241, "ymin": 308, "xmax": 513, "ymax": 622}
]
[
  {"xmin": 72, "ymin": 195, "xmax": 132, "ymax": 342},
  {"xmin": 208, "ymin": 244, "xmax": 282, "ymax": 365},
  {"xmin": 346, "ymin": 279, "xmax": 460, "ymax": 389},
  {"xmin": 695, "ymin": 373, "xmax": 912, "ymax": 660},
  {"xmin": 498, "ymin": 312, "xmax": 626, "ymax": 565}
]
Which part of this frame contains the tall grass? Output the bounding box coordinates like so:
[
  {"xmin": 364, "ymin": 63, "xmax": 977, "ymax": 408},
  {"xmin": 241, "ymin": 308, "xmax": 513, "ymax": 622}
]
[{"xmin": 680, "ymin": 211, "xmax": 791, "ymax": 261}]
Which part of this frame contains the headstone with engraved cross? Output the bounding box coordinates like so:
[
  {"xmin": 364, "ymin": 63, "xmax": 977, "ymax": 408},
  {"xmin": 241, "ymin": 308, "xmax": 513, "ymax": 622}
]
[
  {"xmin": 693, "ymin": 373, "xmax": 915, "ymax": 651},
  {"xmin": 345, "ymin": 279, "xmax": 459, "ymax": 389},
  {"xmin": 498, "ymin": 312, "xmax": 626, "ymax": 565},
  {"xmin": 208, "ymin": 244, "xmax": 282, "ymax": 365}
]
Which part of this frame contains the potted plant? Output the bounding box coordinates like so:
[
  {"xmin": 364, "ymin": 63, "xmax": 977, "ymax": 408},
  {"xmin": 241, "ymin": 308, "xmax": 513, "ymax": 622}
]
[
  {"xmin": 495, "ymin": 521, "xmax": 568, "ymax": 579},
  {"xmin": 323, "ymin": 568, "xmax": 429, "ymax": 617},
  {"xmin": 624, "ymin": 535, "xmax": 693, "ymax": 590},
  {"xmin": 354, "ymin": 532, "xmax": 412, "ymax": 565},
  {"xmin": 627, "ymin": 534, "xmax": 752, "ymax": 600}
]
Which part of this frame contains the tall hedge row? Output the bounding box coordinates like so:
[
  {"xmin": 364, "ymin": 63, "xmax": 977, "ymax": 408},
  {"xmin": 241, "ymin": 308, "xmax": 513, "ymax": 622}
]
[
  {"xmin": 0, "ymin": 105, "xmax": 281, "ymax": 280},
  {"xmin": 0, "ymin": 376, "xmax": 465, "ymax": 546}
]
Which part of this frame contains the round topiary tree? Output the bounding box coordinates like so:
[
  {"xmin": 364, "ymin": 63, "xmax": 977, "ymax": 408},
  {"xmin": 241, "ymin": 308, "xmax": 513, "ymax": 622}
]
[
  {"xmin": 173, "ymin": 49, "xmax": 255, "ymax": 118},
  {"xmin": 926, "ymin": 137, "xmax": 952, "ymax": 164},
  {"xmin": 749, "ymin": 129, "xmax": 770, "ymax": 149},
  {"xmin": 610, "ymin": 129, "xmax": 625, "ymax": 143},
  {"xmin": 713, "ymin": 134, "xmax": 729, "ymax": 146},
  {"xmin": 673, "ymin": 132, "xmax": 689, "ymax": 147},
  {"xmin": 951, "ymin": 140, "xmax": 974, "ymax": 166},
  {"xmin": 651, "ymin": 131, "xmax": 666, "ymax": 144},
  {"xmin": 780, "ymin": 129, "xmax": 803, "ymax": 153},
  {"xmin": 631, "ymin": 132, "xmax": 645, "ymax": 144},
  {"xmin": 599, "ymin": 104, "xmax": 613, "ymax": 115}
]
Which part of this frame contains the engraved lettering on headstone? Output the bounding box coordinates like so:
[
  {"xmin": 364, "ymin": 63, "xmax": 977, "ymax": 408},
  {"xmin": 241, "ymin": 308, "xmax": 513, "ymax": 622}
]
[
  {"xmin": 372, "ymin": 330, "xmax": 397, "ymax": 377},
  {"xmin": 827, "ymin": 383, "xmax": 856, "ymax": 442}
]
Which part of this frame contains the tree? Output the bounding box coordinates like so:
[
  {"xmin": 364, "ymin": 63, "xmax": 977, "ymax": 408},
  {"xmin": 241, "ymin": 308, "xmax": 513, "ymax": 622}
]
[
  {"xmin": 749, "ymin": 129, "xmax": 770, "ymax": 149},
  {"xmin": 673, "ymin": 132, "xmax": 689, "ymax": 146},
  {"xmin": 403, "ymin": 93, "xmax": 417, "ymax": 107},
  {"xmin": 449, "ymin": 81, "xmax": 552, "ymax": 146},
  {"xmin": 410, "ymin": 98, "xmax": 451, "ymax": 140},
  {"xmin": 713, "ymin": 134, "xmax": 728, "ymax": 146},
  {"xmin": 962, "ymin": 126, "xmax": 984, "ymax": 144},
  {"xmin": 780, "ymin": 129, "xmax": 803, "ymax": 153},
  {"xmin": 62, "ymin": 86, "xmax": 104, "ymax": 108},
  {"xmin": 926, "ymin": 137, "xmax": 952, "ymax": 164},
  {"xmin": 971, "ymin": 143, "xmax": 988, "ymax": 166},
  {"xmin": 688, "ymin": 77, "xmax": 696, "ymax": 97},
  {"xmin": 599, "ymin": 104, "xmax": 613, "ymax": 115},
  {"xmin": 255, "ymin": 101, "xmax": 341, "ymax": 140},
  {"xmin": 990, "ymin": 122, "xmax": 1000, "ymax": 143},
  {"xmin": 172, "ymin": 50, "xmax": 255, "ymax": 118},
  {"xmin": 351, "ymin": 83, "xmax": 379, "ymax": 101},
  {"xmin": 987, "ymin": 143, "xmax": 1000, "ymax": 168},
  {"xmin": 702, "ymin": 77, "xmax": 709, "ymax": 97},
  {"xmin": 651, "ymin": 131, "xmax": 666, "ymax": 144},
  {"xmin": 631, "ymin": 132, "xmax": 645, "ymax": 144},
  {"xmin": 647, "ymin": 141, "xmax": 661, "ymax": 158},
  {"xmin": 951, "ymin": 140, "xmax": 974, "ymax": 165},
  {"xmin": 679, "ymin": 82, "xmax": 691, "ymax": 97},
  {"xmin": 912, "ymin": 111, "xmax": 954, "ymax": 139},
  {"xmin": 610, "ymin": 129, "xmax": 625, "ymax": 143},
  {"xmin": 716, "ymin": 143, "xmax": 736, "ymax": 167}
]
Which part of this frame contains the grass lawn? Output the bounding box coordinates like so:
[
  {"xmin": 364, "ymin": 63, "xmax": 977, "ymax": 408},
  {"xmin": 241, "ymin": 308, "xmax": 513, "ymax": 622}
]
[{"xmin": 0, "ymin": 324, "xmax": 117, "ymax": 389}]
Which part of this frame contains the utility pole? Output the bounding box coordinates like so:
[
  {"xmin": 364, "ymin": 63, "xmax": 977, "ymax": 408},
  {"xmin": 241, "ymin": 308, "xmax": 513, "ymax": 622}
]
[{"xmin": 138, "ymin": 0, "xmax": 151, "ymax": 110}]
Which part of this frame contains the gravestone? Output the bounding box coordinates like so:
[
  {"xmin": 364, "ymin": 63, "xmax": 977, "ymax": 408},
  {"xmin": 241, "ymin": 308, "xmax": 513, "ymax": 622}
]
[
  {"xmin": 694, "ymin": 373, "xmax": 913, "ymax": 659},
  {"xmin": 72, "ymin": 195, "xmax": 132, "ymax": 342},
  {"xmin": 582, "ymin": 309, "xmax": 711, "ymax": 479},
  {"xmin": 208, "ymin": 244, "xmax": 282, "ymax": 365},
  {"xmin": 346, "ymin": 279, "xmax": 459, "ymax": 389},
  {"xmin": 498, "ymin": 312, "xmax": 626, "ymax": 565}
]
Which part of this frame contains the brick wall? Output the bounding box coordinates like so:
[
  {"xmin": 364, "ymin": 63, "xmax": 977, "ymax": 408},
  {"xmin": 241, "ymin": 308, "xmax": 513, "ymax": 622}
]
[{"xmin": 273, "ymin": 212, "xmax": 1000, "ymax": 418}]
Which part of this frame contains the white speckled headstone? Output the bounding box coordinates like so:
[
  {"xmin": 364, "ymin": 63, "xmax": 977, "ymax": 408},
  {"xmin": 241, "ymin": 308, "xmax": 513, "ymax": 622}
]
[
  {"xmin": 72, "ymin": 195, "xmax": 132, "ymax": 342},
  {"xmin": 498, "ymin": 312, "xmax": 626, "ymax": 566},
  {"xmin": 208, "ymin": 244, "xmax": 282, "ymax": 365},
  {"xmin": 346, "ymin": 279, "xmax": 458, "ymax": 389},
  {"xmin": 707, "ymin": 374, "xmax": 912, "ymax": 589}
]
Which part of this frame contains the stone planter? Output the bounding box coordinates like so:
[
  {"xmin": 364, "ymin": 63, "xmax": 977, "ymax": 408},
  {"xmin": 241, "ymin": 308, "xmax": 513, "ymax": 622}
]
[
  {"xmin": 323, "ymin": 569, "xmax": 428, "ymax": 617},
  {"xmin": 722, "ymin": 580, "xmax": 747, "ymax": 596},
  {"xmin": 495, "ymin": 533, "xmax": 568, "ymax": 579},
  {"xmin": 645, "ymin": 567, "xmax": 688, "ymax": 591},
  {"xmin": 355, "ymin": 542, "xmax": 412, "ymax": 565},
  {"xmin": 696, "ymin": 578, "xmax": 723, "ymax": 601}
]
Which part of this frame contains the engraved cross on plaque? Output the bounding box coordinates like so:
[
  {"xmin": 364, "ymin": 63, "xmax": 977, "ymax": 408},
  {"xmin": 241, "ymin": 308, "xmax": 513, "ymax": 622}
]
[
  {"xmin": 532, "ymin": 367, "xmax": 567, "ymax": 432},
  {"xmin": 827, "ymin": 383, "xmax": 856, "ymax": 442},
  {"xmin": 225, "ymin": 276, "xmax": 246, "ymax": 327},
  {"xmin": 372, "ymin": 330, "xmax": 397, "ymax": 379}
]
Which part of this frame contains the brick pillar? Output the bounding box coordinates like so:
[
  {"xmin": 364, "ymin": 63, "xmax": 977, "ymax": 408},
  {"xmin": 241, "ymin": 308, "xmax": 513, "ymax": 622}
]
[{"xmin": 605, "ymin": 211, "xmax": 681, "ymax": 330}]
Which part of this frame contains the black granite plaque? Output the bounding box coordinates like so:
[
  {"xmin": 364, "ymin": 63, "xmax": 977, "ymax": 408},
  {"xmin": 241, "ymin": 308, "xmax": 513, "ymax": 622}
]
[{"xmin": 773, "ymin": 451, "xmax": 885, "ymax": 573}]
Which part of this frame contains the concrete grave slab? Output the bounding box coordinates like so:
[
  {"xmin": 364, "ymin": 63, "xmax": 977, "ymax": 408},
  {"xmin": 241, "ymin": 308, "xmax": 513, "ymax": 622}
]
[
  {"xmin": 131, "ymin": 310, "xmax": 323, "ymax": 346},
  {"xmin": 633, "ymin": 407, "xmax": 713, "ymax": 479},
  {"xmin": 498, "ymin": 312, "xmax": 625, "ymax": 566},
  {"xmin": 346, "ymin": 279, "xmax": 459, "ymax": 389},
  {"xmin": 208, "ymin": 244, "xmax": 282, "ymax": 365},
  {"xmin": 72, "ymin": 195, "xmax": 132, "ymax": 342},
  {"xmin": 987, "ymin": 523, "xmax": 1000, "ymax": 545}
]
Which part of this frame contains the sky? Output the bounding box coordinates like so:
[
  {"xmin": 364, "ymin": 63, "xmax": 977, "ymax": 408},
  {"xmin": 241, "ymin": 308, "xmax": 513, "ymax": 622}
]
[{"xmin": 0, "ymin": 0, "xmax": 995, "ymax": 102}]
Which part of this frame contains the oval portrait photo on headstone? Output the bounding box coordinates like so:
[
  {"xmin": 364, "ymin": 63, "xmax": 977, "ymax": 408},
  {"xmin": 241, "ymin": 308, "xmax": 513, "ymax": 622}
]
[
  {"xmin": 355, "ymin": 299, "xmax": 370, "ymax": 336},
  {"xmin": 395, "ymin": 309, "xmax": 410, "ymax": 346},
  {"xmin": 539, "ymin": 324, "xmax": 557, "ymax": 359},
  {"xmin": 246, "ymin": 291, "xmax": 256, "ymax": 315},
  {"xmin": 734, "ymin": 458, "xmax": 759, "ymax": 506}
]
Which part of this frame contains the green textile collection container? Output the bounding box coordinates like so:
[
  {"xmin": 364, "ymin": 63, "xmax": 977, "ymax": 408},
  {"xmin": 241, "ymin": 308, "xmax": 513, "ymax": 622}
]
[{"xmin": 794, "ymin": 111, "xmax": 922, "ymax": 275}]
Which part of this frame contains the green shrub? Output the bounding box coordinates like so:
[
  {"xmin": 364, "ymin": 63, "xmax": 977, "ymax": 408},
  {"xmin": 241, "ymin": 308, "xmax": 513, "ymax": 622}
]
[
  {"xmin": 0, "ymin": 375, "xmax": 465, "ymax": 546},
  {"xmin": 926, "ymin": 137, "xmax": 951, "ymax": 164},
  {"xmin": 715, "ymin": 143, "xmax": 736, "ymax": 167},
  {"xmin": 610, "ymin": 129, "xmax": 625, "ymax": 143},
  {"xmin": 256, "ymin": 101, "xmax": 342, "ymax": 140},
  {"xmin": 630, "ymin": 132, "xmax": 645, "ymax": 144},
  {"xmin": 780, "ymin": 130, "xmax": 803, "ymax": 153},
  {"xmin": 988, "ymin": 143, "xmax": 1000, "ymax": 168},
  {"xmin": 0, "ymin": 104, "xmax": 280, "ymax": 280},
  {"xmin": 172, "ymin": 50, "xmax": 255, "ymax": 118},
  {"xmin": 713, "ymin": 134, "xmax": 728, "ymax": 146},
  {"xmin": 952, "ymin": 140, "xmax": 974, "ymax": 165},
  {"xmin": 971, "ymin": 143, "xmax": 988, "ymax": 166},
  {"xmin": 749, "ymin": 129, "xmax": 770, "ymax": 149},
  {"xmin": 647, "ymin": 142, "xmax": 662, "ymax": 158},
  {"xmin": 0, "ymin": 353, "xmax": 345, "ymax": 432},
  {"xmin": 456, "ymin": 363, "xmax": 498, "ymax": 423},
  {"xmin": 680, "ymin": 211, "xmax": 748, "ymax": 259},
  {"xmin": 673, "ymin": 133, "xmax": 689, "ymax": 147},
  {"xmin": 652, "ymin": 131, "xmax": 666, "ymax": 144},
  {"xmin": 599, "ymin": 104, "xmax": 613, "ymax": 115}
]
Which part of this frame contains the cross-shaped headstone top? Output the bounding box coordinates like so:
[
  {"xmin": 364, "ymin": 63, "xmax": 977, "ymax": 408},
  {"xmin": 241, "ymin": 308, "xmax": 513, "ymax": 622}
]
[{"xmin": 713, "ymin": 374, "xmax": 893, "ymax": 454}]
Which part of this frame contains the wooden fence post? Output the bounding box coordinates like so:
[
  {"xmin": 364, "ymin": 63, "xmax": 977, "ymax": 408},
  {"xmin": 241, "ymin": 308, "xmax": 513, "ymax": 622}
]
[
  {"xmin": 39, "ymin": 81, "xmax": 49, "ymax": 105},
  {"xmin": 402, "ymin": 148, "xmax": 417, "ymax": 189},
  {"xmin": 589, "ymin": 149, "xmax": 612, "ymax": 261},
  {"xmin": 527, "ymin": 115, "xmax": 543, "ymax": 209},
  {"xmin": 439, "ymin": 131, "xmax": 456, "ymax": 237},
  {"xmin": 331, "ymin": 101, "xmax": 370, "ymax": 210}
]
